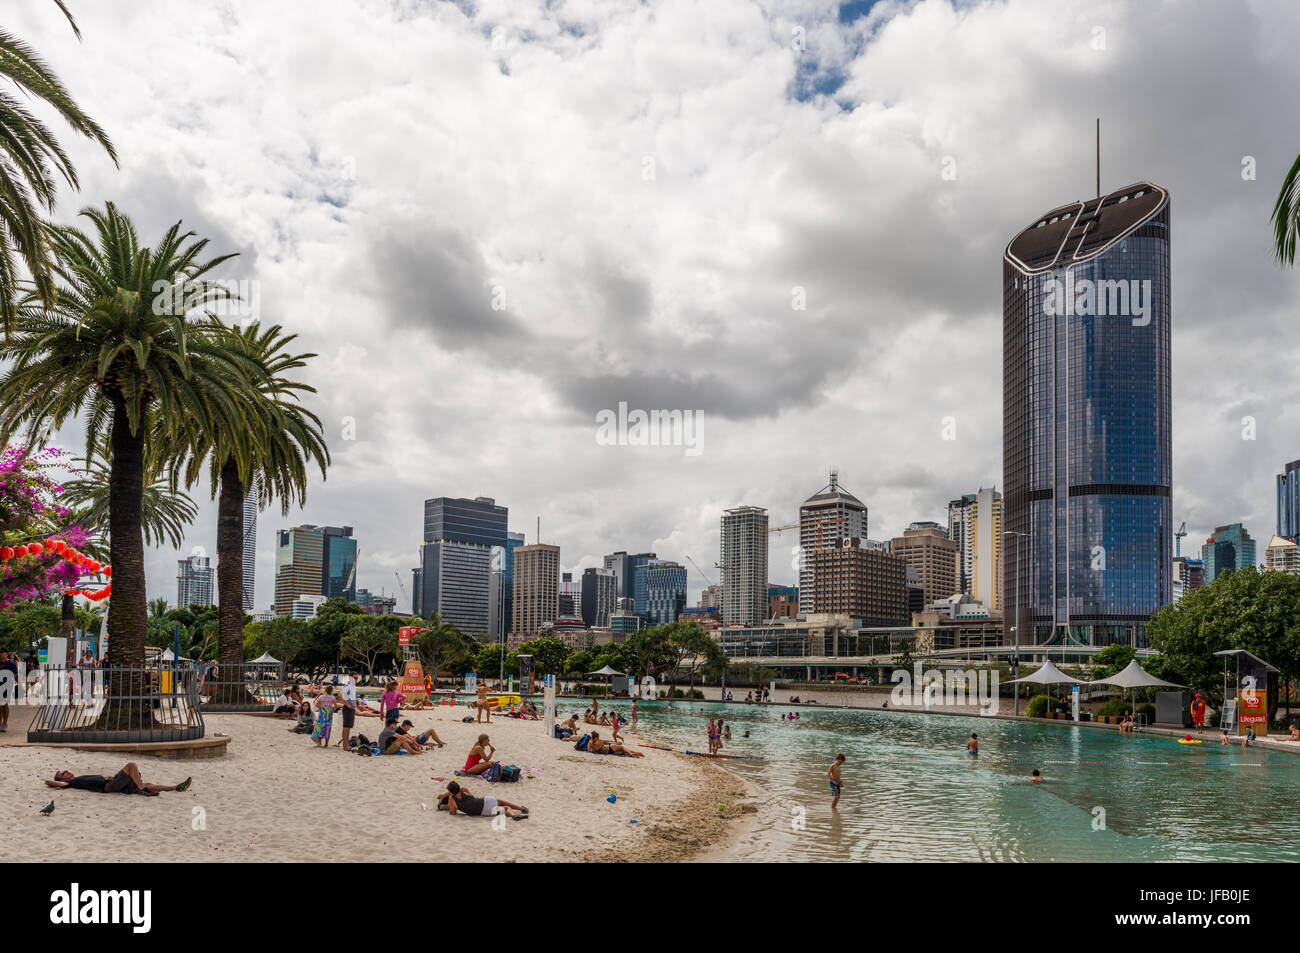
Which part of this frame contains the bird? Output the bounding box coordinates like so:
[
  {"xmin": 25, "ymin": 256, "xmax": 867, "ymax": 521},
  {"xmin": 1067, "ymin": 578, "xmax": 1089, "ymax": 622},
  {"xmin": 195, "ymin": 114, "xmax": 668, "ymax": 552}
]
[{"xmin": 39, "ymin": 801, "xmax": 54, "ymax": 816}]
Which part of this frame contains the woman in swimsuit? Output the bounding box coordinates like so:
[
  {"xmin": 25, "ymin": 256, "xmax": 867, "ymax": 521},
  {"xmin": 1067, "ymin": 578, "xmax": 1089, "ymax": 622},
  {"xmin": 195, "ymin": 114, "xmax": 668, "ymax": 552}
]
[
  {"xmin": 463, "ymin": 734, "xmax": 495, "ymax": 775},
  {"xmin": 587, "ymin": 731, "xmax": 644, "ymax": 757}
]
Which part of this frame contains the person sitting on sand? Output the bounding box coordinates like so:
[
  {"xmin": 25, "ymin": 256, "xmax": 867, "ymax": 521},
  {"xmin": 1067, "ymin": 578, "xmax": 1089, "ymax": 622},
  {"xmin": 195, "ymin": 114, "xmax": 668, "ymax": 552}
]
[
  {"xmin": 439, "ymin": 781, "xmax": 528, "ymax": 820},
  {"xmin": 377, "ymin": 718, "xmax": 422, "ymax": 755},
  {"xmin": 273, "ymin": 690, "xmax": 296, "ymax": 716},
  {"xmin": 462, "ymin": 734, "xmax": 496, "ymax": 775},
  {"xmin": 598, "ymin": 712, "xmax": 611, "ymax": 727},
  {"xmin": 555, "ymin": 715, "xmax": 580, "ymax": 739},
  {"xmin": 587, "ymin": 730, "xmax": 644, "ymax": 757},
  {"xmin": 290, "ymin": 702, "xmax": 314, "ymax": 733},
  {"xmin": 46, "ymin": 764, "xmax": 191, "ymax": 797},
  {"xmin": 398, "ymin": 719, "xmax": 444, "ymax": 749}
]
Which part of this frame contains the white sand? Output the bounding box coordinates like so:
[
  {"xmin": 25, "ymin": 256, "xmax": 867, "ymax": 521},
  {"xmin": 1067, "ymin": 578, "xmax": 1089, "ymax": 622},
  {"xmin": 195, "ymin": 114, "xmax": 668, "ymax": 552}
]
[{"xmin": 1, "ymin": 704, "xmax": 751, "ymax": 863}]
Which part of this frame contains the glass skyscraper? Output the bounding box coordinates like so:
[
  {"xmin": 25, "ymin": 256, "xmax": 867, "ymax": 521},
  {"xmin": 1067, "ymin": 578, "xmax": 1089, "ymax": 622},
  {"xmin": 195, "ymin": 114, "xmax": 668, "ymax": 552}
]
[
  {"xmin": 644, "ymin": 561, "xmax": 687, "ymax": 625},
  {"xmin": 1278, "ymin": 460, "xmax": 1300, "ymax": 541},
  {"xmin": 414, "ymin": 496, "xmax": 509, "ymax": 635},
  {"xmin": 1004, "ymin": 181, "xmax": 1172, "ymax": 649}
]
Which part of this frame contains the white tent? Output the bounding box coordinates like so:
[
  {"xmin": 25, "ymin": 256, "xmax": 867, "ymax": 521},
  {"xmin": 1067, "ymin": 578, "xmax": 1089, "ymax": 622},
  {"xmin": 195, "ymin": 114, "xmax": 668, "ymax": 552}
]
[
  {"xmin": 1089, "ymin": 659, "xmax": 1185, "ymax": 690},
  {"xmin": 587, "ymin": 665, "xmax": 624, "ymax": 677},
  {"xmin": 1005, "ymin": 659, "xmax": 1087, "ymax": 685},
  {"xmin": 251, "ymin": 652, "xmax": 282, "ymax": 665}
]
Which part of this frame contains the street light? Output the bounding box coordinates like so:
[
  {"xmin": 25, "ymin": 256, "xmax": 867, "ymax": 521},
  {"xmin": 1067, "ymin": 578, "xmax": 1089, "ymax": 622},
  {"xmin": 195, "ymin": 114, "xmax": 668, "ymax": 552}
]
[{"xmin": 1004, "ymin": 530, "xmax": 1029, "ymax": 716}]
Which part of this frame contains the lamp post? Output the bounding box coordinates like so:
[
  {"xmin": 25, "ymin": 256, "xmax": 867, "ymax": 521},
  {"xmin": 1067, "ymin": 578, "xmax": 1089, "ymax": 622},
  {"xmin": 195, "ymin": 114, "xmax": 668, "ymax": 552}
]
[{"xmin": 1004, "ymin": 530, "xmax": 1029, "ymax": 716}]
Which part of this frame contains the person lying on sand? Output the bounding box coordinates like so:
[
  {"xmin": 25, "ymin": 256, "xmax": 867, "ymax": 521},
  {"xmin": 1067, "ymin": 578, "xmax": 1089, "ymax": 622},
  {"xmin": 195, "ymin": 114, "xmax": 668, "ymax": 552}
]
[
  {"xmin": 46, "ymin": 764, "xmax": 191, "ymax": 797},
  {"xmin": 587, "ymin": 731, "xmax": 643, "ymax": 757},
  {"xmin": 439, "ymin": 781, "xmax": 528, "ymax": 820},
  {"xmin": 398, "ymin": 719, "xmax": 444, "ymax": 748}
]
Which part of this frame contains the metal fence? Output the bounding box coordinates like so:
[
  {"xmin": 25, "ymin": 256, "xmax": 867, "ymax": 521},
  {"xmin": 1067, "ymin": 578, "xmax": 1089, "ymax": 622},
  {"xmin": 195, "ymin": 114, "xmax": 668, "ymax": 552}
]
[
  {"xmin": 198, "ymin": 660, "xmax": 286, "ymax": 712},
  {"xmin": 26, "ymin": 664, "xmax": 205, "ymax": 744}
]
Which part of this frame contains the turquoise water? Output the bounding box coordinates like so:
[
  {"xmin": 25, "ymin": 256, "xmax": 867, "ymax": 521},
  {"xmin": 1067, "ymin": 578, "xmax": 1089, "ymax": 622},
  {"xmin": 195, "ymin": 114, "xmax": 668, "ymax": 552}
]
[{"xmin": 580, "ymin": 699, "xmax": 1300, "ymax": 862}]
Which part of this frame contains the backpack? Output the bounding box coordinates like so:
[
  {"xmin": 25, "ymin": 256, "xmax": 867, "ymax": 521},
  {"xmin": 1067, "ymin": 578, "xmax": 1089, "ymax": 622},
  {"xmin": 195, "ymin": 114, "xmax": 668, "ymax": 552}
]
[
  {"xmin": 355, "ymin": 733, "xmax": 373, "ymax": 748},
  {"xmin": 574, "ymin": 734, "xmax": 590, "ymax": 751},
  {"xmin": 483, "ymin": 762, "xmax": 502, "ymax": 783},
  {"xmin": 498, "ymin": 764, "xmax": 521, "ymax": 783}
]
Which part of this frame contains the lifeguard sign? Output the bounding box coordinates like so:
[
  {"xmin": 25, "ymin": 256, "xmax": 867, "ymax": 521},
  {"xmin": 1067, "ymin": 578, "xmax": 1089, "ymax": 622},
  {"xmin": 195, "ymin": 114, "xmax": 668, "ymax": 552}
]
[
  {"xmin": 1215, "ymin": 649, "xmax": 1278, "ymax": 737},
  {"xmin": 398, "ymin": 626, "xmax": 426, "ymax": 646},
  {"xmin": 397, "ymin": 627, "xmax": 429, "ymax": 701}
]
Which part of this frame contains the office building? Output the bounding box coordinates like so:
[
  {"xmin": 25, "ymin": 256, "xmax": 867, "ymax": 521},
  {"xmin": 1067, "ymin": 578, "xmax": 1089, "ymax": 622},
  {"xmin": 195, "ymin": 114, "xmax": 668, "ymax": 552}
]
[
  {"xmin": 242, "ymin": 477, "xmax": 259, "ymax": 611},
  {"xmin": 1202, "ymin": 523, "xmax": 1257, "ymax": 582},
  {"xmin": 947, "ymin": 494, "xmax": 975, "ymax": 591},
  {"xmin": 580, "ymin": 567, "xmax": 618, "ymax": 628},
  {"xmin": 602, "ymin": 551, "xmax": 657, "ymax": 603},
  {"xmin": 512, "ymin": 544, "xmax": 559, "ymax": 637},
  {"xmin": 720, "ymin": 505, "xmax": 769, "ymax": 626},
  {"xmin": 1265, "ymin": 535, "xmax": 1300, "ymax": 574},
  {"xmin": 1004, "ymin": 181, "xmax": 1172, "ymax": 647},
  {"xmin": 1278, "ymin": 460, "xmax": 1300, "ymax": 541},
  {"xmin": 808, "ymin": 538, "xmax": 908, "ymax": 627},
  {"xmin": 889, "ymin": 525, "xmax": 959, "ymax": 606},
  {"xmin": 274, "ymin": 525, "xmax": 356, "ymax": 615},
  {"xmin": 645, "ymin": 561, "xmax": 687, "ymax": 626},
  {"xmin": 768, "ymin": 584, "xmax": 798, "ymax": 620},
  {"xmin": 798, "ymin": 471, "xmax": 868, "ymax": 615},
  {"xmin": 559, "ymin": 572, "xmax": 582, "ymax": 618},
  {"xmin": 177, "ymin": 554, "xmax": 214, "ymax": 607},
  {"xmin": 698, "ymin": 584, "xmax": 722, "ymax": 609},
  {"xmin": 1171, "ymin": 556, "xmax": 1205, "ymax": 594},
  {"xmin": 414, "ymin": 496, "xmax": 509, "ymax": 635}
]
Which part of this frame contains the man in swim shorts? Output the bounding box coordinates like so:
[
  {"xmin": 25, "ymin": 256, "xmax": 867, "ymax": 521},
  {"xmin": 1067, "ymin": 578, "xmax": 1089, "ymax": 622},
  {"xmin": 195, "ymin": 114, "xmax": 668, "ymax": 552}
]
[
  {"xmin": 827, "ymin": 753, "xmax": 845, "ymax": 808},
  {"xmin": 967, "ymin": 733, "xmax": 978, "ymax": 757},
  {"xmin": 46, "ymin": 764, "xmax": 191, "ymax": 796}
]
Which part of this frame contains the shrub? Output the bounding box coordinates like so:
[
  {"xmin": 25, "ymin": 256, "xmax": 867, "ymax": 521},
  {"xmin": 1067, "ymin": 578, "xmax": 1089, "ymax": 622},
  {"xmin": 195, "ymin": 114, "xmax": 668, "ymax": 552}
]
[
  {"xmin": 1026, "ymin": 694, "xmax": 1050, "ymax": 718},
  {"xmin": 1098, "ymin": 698, "xmax": 1129, "ymax": 717},
  {"xmin": 1137, "ymin": 703, "xmax": 1155, "ymax": 721}
]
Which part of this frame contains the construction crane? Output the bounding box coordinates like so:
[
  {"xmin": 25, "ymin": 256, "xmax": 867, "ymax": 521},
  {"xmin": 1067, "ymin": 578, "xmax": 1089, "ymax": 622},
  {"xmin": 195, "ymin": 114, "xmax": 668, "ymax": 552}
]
[
  {"xmin": 1175, "ymin": 521, "xmax": 1187, "ymax": 557},
  {"xmin": 685, "ymin": 555, "xmax": 717, "ymax": 588},
  {"xmin": 394, "ymin": 570, "xmax": 412, "ymax": 614},
  {"xmin": 766, "ymin": 514, "xmax": 849, "ymax": 551}
]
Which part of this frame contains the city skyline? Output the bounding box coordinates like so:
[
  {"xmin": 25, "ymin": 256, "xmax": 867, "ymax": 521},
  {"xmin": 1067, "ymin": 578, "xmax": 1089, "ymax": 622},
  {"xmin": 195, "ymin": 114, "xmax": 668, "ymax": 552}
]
[{"xmin": 16, "ymin": 1, "xmax": 1298, "ymax": 611}]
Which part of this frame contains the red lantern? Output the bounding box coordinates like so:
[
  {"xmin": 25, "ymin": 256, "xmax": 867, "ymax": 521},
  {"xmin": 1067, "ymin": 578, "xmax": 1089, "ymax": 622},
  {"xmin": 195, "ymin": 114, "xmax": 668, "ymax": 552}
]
[
  {"xmin": 0, "ymin": 547, "xmax": 12, "ymax": 560},
  {"xmin": 55, "ymin": 541, "xmax": 68, "ymax": 555},
  {"xmin": 14, "ymin": 545, "xmax": 28, "ymax": 558},
  {"xmin": 29, "ymin": 543, "xmax": 43, "ymax": 556},
  {"xmin": 104, "ymin": 566, "xmax": 112, "ymax": 577},
  {"xmin": 43, "ymin": 538, "xmax": 56, "ymax": 550}
]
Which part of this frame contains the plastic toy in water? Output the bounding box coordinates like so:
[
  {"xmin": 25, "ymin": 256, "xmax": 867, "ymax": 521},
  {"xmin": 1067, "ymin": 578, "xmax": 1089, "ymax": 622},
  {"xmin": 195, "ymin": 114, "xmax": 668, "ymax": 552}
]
[{"xmin": 1177, "ymin": 734, "xmax": 1203, "ymax": 745}]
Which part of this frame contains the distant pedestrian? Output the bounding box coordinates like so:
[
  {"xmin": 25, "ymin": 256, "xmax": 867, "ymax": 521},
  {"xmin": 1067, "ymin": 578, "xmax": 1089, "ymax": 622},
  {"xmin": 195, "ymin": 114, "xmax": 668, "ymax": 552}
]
[{"xmin": 827, "ymin": 754, "xmax": 845, "ymax": 808}]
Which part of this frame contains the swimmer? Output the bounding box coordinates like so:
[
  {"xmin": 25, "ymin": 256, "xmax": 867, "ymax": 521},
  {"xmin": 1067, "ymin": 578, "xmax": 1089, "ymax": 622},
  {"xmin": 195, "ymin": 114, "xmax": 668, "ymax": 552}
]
[
  {"xmin": 966, "ymin": 733, "xmax": 978, "ymax": 757},
  {"xmin": 1030, "ymin": 769, "xmax": 1044, "ymax": 783},
  {"xmin": 1220, "ymin": 730, "xmax": 1230, "ymax": 745},
  {"xmin": 827, "ymin": 753, "xmax": 845, "ymax": 809}
]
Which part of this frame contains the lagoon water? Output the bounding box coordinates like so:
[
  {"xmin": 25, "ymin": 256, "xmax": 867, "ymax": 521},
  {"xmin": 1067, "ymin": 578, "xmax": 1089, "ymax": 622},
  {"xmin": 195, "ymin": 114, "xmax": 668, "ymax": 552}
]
[{"xmin": 588, "ymin": 698, "xmax": 1300, "ymax": 862}]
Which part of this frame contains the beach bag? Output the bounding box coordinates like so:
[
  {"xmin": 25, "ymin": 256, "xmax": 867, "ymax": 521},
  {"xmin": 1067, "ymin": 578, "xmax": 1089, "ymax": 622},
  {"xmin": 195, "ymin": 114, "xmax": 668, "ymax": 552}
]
[
  {"xmin": 483, "ymin": 762, "xmax": 502, "ymax": 783},
  {"xmin": 355, "ymin": 733, "xmax": 372, "ymax": 748},
  {"xmin": 498, "ymin": 764, "xmax": 521, "ymax": 783},
  {"xmin": 574, "ymin": 734, "xmax": 590, "ymax": 751}
]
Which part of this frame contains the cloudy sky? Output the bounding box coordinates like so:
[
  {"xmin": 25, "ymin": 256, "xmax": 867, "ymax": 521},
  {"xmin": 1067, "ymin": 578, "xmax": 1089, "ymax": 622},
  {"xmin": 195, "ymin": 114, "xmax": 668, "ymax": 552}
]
[{"xmin": 12, "ymin": 0, "xmax": 1300, "ymax": 611}]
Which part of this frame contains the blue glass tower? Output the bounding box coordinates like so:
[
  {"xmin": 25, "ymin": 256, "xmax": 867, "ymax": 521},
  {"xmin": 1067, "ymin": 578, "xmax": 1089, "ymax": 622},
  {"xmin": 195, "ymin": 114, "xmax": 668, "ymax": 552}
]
[
  {"xmin": 1278, "ymin": 460, "xmax": 1300, "ymax": 541},
  {"xmin": 1004, "ymin": 182, "xmax": 1172, "ymax": 649}
]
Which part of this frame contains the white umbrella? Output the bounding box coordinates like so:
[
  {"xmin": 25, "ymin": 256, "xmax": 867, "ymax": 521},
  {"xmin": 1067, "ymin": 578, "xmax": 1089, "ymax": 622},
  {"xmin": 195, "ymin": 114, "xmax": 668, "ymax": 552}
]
[
  {"xmin": 1005, "ymin": 659, "xmax": 1087, "ymax": 685},
  {"xmin": 587, "ymin": 665, "xmax": 624, "ymax": 677},
  {"xmin": 251, "ymin": 652, "xmax": 282, "ymax": 665},
  {"xmin": 1089, "ymin": 659, "xmax": 1185, "ymax": 690}
]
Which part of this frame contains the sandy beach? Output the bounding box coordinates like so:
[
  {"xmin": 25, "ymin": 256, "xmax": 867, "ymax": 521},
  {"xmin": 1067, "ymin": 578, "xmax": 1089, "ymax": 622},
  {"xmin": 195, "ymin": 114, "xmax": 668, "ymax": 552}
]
[{"xmin": 1, "ymin": 705, "xmax": 753, "ymax": 863}]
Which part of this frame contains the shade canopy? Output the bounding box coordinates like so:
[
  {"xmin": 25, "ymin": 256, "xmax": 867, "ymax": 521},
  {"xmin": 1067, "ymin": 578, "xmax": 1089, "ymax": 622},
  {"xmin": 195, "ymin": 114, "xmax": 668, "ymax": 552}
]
[
  {"xmin": 1006, "ymin": 659, "xmax": 1088, "ymax": 685},
  {"xmin": 1089, "ymin": 659, "xmax": 1185, "ymax": 689},
  {"xmin": 250, "ymin": 652, "xmax": 282, "ymax": 665},
  {"xmin": 587, "ymin": 665, "xmax": 624, "ymax": 677}
]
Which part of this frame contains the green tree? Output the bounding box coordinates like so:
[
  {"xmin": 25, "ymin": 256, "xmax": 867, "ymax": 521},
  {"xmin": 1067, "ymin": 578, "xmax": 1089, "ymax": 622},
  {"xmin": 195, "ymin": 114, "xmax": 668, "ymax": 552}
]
[
  {"xmin": 413, "ymin": 612, "xmax": 475, "ymax": 680},
  {"xmin": 0, "ymin": 204, "xmax": 259, "ymax": 677},
  {"xmin": 1273, "ymin": 153, "xmax": 1300, "ymax": 266},
  {"xmin": 171, "ymin": 322, "xmax": 328, "ymax": 701},
  {"xmin": 0, "ymin": 1, "xmax": 117, "ymax": 330},
  {"xmin": 662, "ymin": 621, "xmax": 722, "ymax": 693},
  {"xmin": 245, "ymin": 615, "xmax": 310, "ymax": 670},
  {"xmin": 517, "ymin": 635, "xmax": 571, "ymax": 675},
  {"xmin": 339, "ymin": 615, "xmax": 398, "ymax": 682},
  {"xmin": 1089, "ymin": 643, "xmax": 1137, "ymax": 680}
]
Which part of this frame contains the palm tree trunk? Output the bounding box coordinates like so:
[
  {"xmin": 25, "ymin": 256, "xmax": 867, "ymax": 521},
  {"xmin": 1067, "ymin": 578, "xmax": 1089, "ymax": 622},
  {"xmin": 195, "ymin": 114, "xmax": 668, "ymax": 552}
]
[
  {"xmin": 215, "ymin": 455, "xmax": 253, "ymax": 703},
  {"xmin": 99, "ymin": 393, "xmax": 149, "ymax": 728}
]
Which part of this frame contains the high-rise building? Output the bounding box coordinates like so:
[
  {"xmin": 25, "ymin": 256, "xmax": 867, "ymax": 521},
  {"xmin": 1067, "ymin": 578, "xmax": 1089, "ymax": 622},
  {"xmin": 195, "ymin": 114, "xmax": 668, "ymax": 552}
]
[
  {"xmin": 274, "ymin": 525, "xmax": 356, "ymax": 614},
  {"xmin": 1004, "ymin": 181, "xmax": 1172, "ymax": 647},
  {"xmin": 415, "ymin": 496, "xmax": 509, "ymax": 636},
  {"xmin": 808, "ymin": 538, "xmax": 907, "ymax": 627},
  {"xmin": 698, "ymin": 584, "xmax": 722, "ymax": 609},
  {"xmin": 580, "ymin": 567, "xmax": 617, "ymax": 628},
  {"xmin": 645, "ymin": 561, "xmax": 687, "ymax": 626},
  {"xmin": 601, "ymin": 551, "xmax": 657, "ymax": 604},
  {"xmin": 798, "ymin": 471, "xmax": 867, "ymax": 615},
  {"xmin": 177, "ymin": 554, "xmax": 214, "ymax": 607},
  {"xmin": 720, "ymin": 505, "xmax": 769, "ymax": 626},
  {"xmin": 1265, "ymin": 535, "xmax": 1300, "ymax": 574},
  {"xmin": 1171, "ymin": 556, "xmax": 1205, "ymax": 593},
  {"xmin": 889, "ymin": 525, "xmax": 958, "ymax": 606},
  {"xmin": 1277, "ymin": 460, "xmax": 1300, "ymax": 541},
  {"xmin": 559, "ymin": 572, "xmax": 583, "ymax": 618},
  {"xmin": 947, "ymin": 494, "xmax": 976, "ymax": 591},
  {"xmin": 512, "ymin": 544, "xmax": 559, "ymax": 637},
  {"xmin": 242, "ymin": 477, "xmax": 259, "ymax": 612},
  {"xmin": 965, "ymin": 488, "xmax": 1003, "ymax": 611},
  {"xmin": 1202, "ymin": 523, "xmax": 1256, "ymax": 582}
]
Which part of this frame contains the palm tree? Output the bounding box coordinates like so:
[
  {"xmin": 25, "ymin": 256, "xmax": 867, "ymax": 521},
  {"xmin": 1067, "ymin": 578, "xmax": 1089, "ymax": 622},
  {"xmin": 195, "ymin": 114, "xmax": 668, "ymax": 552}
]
[
  {"xmin": 1273, "ymin": 155, "xmax": 1300, "ymax": 267},
  {"xmin": 0, "ymin": 203, "xmax": 259, "ymax": 686},
  {"xmin": 0, "ymin": 2, "xmax": 117, "ymax": 330},
  {"xmin": 171, "ymin": 321, "xmax": 328, "ymax": 701}
]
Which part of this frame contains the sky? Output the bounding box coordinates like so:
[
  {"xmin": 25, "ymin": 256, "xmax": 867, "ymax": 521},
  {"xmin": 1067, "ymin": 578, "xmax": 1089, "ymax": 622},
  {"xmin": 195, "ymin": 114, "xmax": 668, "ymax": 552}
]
[{"xmin": 9, "ymin": 0, "xmax": 1300, "ymax": 613}]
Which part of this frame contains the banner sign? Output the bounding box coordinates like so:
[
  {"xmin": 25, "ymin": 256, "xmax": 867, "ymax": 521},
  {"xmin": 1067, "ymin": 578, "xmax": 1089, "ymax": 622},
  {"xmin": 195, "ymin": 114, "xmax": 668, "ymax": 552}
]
[
  {"xmin": 397, "ymin": 660, "xmax": 427, "ymax": 701},
  {"xmin": 1071, "ymin": 685, "xmax": 1080, "ymax": 722}
]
